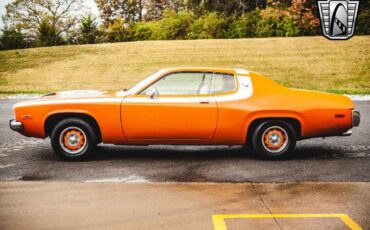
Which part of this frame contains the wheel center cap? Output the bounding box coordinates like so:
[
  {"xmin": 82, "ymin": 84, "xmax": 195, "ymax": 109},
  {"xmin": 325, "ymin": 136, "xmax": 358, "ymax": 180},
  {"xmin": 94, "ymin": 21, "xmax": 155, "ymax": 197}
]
[
  {"xmin": 68, "ymin": 134, "xmax": 80, "ymax": 146},
  {"xmin": 269, "ymin": 134, "xmax": 281, "ymax": 145}
]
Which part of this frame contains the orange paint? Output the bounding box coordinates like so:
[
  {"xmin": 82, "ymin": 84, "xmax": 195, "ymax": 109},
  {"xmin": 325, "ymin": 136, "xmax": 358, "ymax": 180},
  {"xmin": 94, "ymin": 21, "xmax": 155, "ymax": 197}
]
[{"xmin": 12, "ymin": 67, "xmax": 357, "ymax": 145}]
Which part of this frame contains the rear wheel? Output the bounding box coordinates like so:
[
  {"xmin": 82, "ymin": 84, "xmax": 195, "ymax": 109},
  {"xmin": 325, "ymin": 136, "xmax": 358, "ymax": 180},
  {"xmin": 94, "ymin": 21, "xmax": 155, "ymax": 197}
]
[
  {"xmin": 50, "ymin": 118, "xmax": 97, "ymax": 161},
  {"xmin": 251, "ymin": 120, "xmax": 296, "ymax": 160}
]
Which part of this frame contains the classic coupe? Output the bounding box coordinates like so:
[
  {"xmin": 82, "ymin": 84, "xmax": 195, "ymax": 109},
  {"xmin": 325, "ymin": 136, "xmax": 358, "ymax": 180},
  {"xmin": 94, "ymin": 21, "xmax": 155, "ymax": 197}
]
[{"xmin": 10, "ymin": 67, "xmax": 360, "ymax": 160}]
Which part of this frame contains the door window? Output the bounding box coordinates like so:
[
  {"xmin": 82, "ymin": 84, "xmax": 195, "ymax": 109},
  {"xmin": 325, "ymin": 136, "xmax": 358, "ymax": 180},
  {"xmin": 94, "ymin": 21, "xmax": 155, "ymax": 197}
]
[{"xmin": 141, "ymin": 72, "xmax": 212, "ymax": 95}]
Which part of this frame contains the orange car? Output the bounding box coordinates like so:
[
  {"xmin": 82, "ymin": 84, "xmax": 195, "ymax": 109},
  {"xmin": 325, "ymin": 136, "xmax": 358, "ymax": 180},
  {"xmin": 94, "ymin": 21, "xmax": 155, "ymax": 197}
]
[{"xmin": 10, "ymin": 67, "xmax": 360, "ymax": 160}]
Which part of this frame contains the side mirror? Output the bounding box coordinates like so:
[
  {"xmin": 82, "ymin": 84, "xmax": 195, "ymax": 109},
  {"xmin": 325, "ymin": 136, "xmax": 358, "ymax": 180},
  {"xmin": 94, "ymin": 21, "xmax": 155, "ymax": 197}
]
[{"xmin": 147, "ymin": 87, "xmax": 159, "ymax": 99}]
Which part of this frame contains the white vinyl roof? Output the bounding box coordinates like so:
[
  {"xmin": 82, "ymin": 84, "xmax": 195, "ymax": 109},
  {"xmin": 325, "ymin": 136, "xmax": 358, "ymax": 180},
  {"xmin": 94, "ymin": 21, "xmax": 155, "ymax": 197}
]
[{"xmin": 233, "ymin": 68, "xmax": 249, "ymax": 75}]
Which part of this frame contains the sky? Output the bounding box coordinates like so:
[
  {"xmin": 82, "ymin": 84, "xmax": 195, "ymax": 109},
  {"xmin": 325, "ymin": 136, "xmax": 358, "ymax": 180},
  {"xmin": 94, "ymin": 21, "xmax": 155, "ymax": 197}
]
[{"xmin": 0, "ymin": 0, "xmax": 100, "ymax": 29}]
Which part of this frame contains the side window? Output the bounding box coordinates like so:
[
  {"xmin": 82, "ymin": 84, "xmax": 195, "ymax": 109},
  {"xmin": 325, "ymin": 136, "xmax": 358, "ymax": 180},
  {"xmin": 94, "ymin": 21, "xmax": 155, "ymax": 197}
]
[
  {"xmin": 211, "ymin": 73, "xmax": 236, "ymax": 94},
  {"xmin": 141, "ymin": 72, "xmax": 212, "ymax": 95}
]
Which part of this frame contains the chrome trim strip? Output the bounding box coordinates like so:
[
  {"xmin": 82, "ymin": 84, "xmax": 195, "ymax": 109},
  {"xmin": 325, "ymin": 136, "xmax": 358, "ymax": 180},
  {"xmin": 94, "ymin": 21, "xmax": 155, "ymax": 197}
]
[
  {"xmin": 124, "ymin": 96, "xmax": 215, "ymax": 103},
  {"xmin": 123, "ymin": 76, "xmax": 253, "ymax": 104}
]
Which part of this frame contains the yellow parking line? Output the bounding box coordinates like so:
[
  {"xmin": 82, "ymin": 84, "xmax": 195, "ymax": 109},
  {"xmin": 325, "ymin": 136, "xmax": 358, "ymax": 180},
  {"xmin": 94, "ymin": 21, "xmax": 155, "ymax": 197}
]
[{"xmin": 212, "ymin": 213, "xmax": 363, "ymax": 230}]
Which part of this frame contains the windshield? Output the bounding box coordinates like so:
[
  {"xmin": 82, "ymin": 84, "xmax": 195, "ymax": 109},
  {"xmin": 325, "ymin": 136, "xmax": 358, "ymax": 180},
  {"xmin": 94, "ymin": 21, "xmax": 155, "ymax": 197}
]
[{"xmin": 125, "ymin": 70, "xmax": 164, "ymax": 95}]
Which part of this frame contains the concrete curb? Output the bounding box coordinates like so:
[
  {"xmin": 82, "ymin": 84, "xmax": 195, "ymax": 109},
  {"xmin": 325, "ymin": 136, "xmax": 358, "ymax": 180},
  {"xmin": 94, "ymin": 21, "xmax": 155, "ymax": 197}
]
[
  {"xmin": 1, "ymin": 94, "xmax": 41, "ymax": 100},
  {"xmin": 1, "ymin": 94, "xmax": 370, "ymax": 101},
  {"xmin": 344, "ymin": 95, "xmax": 370, "ymax": 102}
]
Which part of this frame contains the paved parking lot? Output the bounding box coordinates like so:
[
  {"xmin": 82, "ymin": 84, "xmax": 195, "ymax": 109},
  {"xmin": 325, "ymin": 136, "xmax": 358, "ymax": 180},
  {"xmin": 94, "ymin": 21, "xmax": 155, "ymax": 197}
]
[
  {"xmin": 0, "ymin": 100, "xmax": 369, "ymax": 182},
  {"xmin": 0, "ymin": 182, "xmax": 368, "ymax": 230},
  {"xmin": 0, "ymin": 99, "xmax": 369, "ymax": 230}
]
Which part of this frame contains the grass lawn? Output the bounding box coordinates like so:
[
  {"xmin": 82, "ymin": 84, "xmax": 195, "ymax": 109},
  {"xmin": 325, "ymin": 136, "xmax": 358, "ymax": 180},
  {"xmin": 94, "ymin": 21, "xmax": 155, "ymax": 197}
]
[{"xmin": 0, "ymin": 36, "xmax": 369, "ymax": 95}]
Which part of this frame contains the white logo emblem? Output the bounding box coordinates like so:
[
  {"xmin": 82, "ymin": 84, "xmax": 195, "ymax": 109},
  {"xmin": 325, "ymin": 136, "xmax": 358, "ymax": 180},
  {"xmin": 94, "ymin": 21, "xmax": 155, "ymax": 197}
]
[{"xmin": 318, "ymin": 0, "xmax": 359, "ymax": 40}]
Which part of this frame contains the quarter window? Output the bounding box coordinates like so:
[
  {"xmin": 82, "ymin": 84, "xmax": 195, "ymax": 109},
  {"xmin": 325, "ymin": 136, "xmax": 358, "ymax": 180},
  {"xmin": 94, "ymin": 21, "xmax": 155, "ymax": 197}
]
[{"xmin": 211, "ymin": 73, "xmax": 236, "ymax": 93}]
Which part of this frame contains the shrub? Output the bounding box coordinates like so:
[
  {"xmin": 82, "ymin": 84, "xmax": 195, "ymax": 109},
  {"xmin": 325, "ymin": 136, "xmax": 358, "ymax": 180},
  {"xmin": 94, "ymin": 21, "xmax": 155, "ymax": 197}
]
[
  {"xmin": 132, "ymin": 22, "xmax": 154, "ymax": 40},
  {"xmin": 106, "ymin": 18, "xmax": 130, "ymax": 42},
  {"xmin": 187, "ymin": 12, "xmax": 228, "ymax": 39},
  {"xmin": 227, "ymin": 10, "xmax": 260, "ymax": 38},
  {"xmin": 152, "ymin": 9, "xmax": 195, "ymax": 40},
  {"xmin": 0, "ymin": 26, "xmax": 26, "ymax": 50},
  {"xmin": 356, "ymin": 7, "xmax": 370, "ymax": 35},
  {"xmin": 256, "ymin": 7, "xmax": 300, "ymax": 37}
]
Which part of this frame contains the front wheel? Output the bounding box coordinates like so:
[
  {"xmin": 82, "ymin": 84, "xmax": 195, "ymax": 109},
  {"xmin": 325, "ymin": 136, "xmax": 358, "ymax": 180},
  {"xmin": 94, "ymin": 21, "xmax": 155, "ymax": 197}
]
[
  {"xmin": 251, "ymin": 121, "xmax": 296, "ymax": 160},
  {"xmin": 50, "ymin": 118, "xmax": 97, "ymax": 161}
]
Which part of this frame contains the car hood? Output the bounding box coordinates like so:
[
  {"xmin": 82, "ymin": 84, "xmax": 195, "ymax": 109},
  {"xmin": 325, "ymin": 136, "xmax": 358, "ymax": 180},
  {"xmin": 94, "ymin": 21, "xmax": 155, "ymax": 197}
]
[
  {"xmin": 13, "ymin": 90, "xmax": 129, "ymax": 109},
  {"xmin": 42, "ymin": 90, "xmax": 117, "ymax": 99},
  {"xmin": 43, "ymin": 89, "xmax": 134, "ymax": 99}
]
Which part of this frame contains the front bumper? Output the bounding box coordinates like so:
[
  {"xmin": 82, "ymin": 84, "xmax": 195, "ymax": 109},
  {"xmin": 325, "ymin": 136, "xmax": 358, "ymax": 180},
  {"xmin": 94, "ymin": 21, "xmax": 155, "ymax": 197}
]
[
  {"xmin": 9, "ymin": 119, "xmax": 23, "ymax": 132},
  {"xmin": 352, "ymin": 110, "xmax": 360, "ymax": 127}
]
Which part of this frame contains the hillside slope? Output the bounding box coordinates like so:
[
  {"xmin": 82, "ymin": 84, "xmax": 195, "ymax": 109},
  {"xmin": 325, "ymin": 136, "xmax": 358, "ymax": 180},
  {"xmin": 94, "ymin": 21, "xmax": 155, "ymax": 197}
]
[{"xmin": 0, "ymin": 36, "xmax": 369, "ymax": 95}]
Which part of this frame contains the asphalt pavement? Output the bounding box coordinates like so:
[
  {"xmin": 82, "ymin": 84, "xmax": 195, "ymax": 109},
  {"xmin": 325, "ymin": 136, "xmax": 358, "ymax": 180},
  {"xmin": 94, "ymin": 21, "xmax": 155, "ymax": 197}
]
[
  {"xmin": 1, "ymin": 182, "xmax": 369, "ymax": 230},
  {"xmin": 1, "ymin": 99, "xmax": 369, "ymax": 183},
  {"xmin": 1, "ymin": 99, "xmax": 369, "ymax": 230}
]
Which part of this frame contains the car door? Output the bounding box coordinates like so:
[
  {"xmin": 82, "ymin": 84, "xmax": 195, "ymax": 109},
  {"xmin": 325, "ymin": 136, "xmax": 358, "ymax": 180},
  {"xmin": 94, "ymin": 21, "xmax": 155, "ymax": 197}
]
[{"xmin": 121, "ymin": 72, "xmax": 218, "ymax": 144}]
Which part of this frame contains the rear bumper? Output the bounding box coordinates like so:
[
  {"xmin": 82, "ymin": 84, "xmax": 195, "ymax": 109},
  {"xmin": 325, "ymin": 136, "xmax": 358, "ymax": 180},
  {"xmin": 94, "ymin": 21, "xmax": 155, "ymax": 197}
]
[
  {"xmin": 9, "ymin": 119, "xmax": 23, "ymax": 132},
  {"xmin": 352, "ymin": 110, "xmax": 360, "ymax": 127},
  {"xmin": 337, "ymin": 110, "xmax": 360, "ymax": 137},
  {"xmin": 340, "ymin": 130, "xmax": 352, "ymax": 136}
]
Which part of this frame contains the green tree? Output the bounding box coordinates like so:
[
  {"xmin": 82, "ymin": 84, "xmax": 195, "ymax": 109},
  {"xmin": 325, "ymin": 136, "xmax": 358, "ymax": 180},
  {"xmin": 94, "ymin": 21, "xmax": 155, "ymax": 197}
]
[
  {"xmin": 187, "ymin": 12, "xmax": 227, "ymax": 39},
  {"xmin": 227, "ymin": 10, "xmax": 260, "ymax": 38},
  {"xmin": 143, "ymin": 0, "xmax": 187, "ymax": 20},
  {"xmin": 106, "ymin": 18, "xmax": 130, "ymax": 42},
  {"xmin": 256, "ymin": 7, "xmax": 299, "ymax": 37},
  {"xmin": 80, "ymin": 15, "xmax": 99, "ymax": 44},
  {"xmin": 36, "ymin": 19, "xmax": 64, "ymax": 47},
  {"xmin": 96, "ymin": 0, "xmax": 145, "ymax": 25},
  {"xmin": 0, "ymin": 26, "xmax": 26, "ymax": 50},
  {"xmin": 3, "ymin": 0, "xmax": 83, "ymax": 46},
  {"xmin": 356, "ymin": 1, "xmax": 370, "ymax": 35},
  {"xmin": 191, "ymin": 0, "xmax": 266, "ymax": 16},
  {"xmin": 152, "ymin": 9, "xmax": 195, "ymax": 40},
  {"xmin": 289, "ymin": 0, "xmax": 319, "ymax": 35},
  {"xmin": 132, "ymin": 22, "xmax": 154, "ymax": 40},
  {"xmin": 144, "ymin": 0, "xmax": 267, "ymax": 19}
]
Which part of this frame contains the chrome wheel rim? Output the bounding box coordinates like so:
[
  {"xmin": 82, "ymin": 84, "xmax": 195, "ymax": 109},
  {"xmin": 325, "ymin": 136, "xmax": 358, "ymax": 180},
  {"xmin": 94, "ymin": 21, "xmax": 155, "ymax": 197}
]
[
  {"xmin": 59, "ymin": 126, "xmax": 87, "ymax": 155},
  {"xmin": 261, "ymin": 126, "xmax": 289, "ymax": 153}
]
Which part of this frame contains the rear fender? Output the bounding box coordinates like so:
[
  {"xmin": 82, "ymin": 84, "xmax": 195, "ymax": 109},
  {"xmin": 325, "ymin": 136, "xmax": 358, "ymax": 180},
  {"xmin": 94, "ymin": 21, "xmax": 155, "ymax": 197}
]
[{"xmin": 243, "ymin": 111, "xmax": 305, "ymax": 142}]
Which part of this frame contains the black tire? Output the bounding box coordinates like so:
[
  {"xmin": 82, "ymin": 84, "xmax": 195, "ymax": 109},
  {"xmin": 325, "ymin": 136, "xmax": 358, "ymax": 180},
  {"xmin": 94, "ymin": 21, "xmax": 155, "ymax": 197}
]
[
  {"xmin": 251, "ymin": 120, "xmax": 296, "ymax": 160},
  {"xmin": 50, "ymin": 118, "xmax": 97, "ymax": 161}
]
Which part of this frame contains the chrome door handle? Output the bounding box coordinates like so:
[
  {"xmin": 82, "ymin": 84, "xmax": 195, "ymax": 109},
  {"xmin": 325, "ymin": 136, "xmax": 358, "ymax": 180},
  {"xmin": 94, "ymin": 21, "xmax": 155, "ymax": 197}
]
[{"xmin": 199, "ymin": 99, "xmax": 210, "ymax": 104}]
